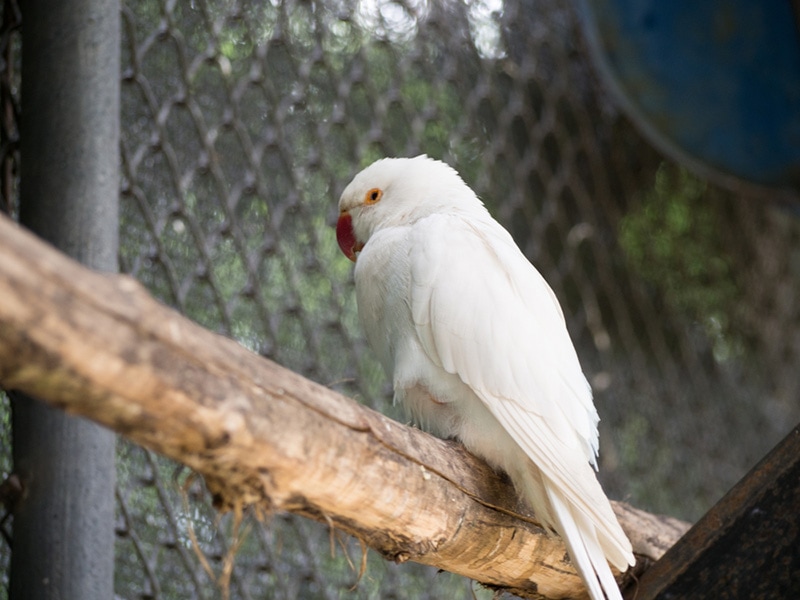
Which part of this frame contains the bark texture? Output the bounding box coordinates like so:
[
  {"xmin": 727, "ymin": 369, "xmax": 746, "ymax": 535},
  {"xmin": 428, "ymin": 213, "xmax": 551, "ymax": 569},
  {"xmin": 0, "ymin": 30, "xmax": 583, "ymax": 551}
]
[{"xmin": 0, "ymin": 214, "xmax": 689, "ymax": 599}]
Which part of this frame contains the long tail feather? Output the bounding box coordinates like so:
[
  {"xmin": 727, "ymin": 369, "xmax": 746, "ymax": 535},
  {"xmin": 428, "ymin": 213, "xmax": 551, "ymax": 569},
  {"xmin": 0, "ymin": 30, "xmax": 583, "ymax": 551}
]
[{"xmin": 546, "ymin": 485, "xmax": 623, "ymax": 600}]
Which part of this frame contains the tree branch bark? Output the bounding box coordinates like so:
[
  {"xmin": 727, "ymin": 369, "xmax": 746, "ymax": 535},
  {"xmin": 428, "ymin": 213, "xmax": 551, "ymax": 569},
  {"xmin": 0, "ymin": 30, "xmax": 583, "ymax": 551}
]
[{"xmin": 0, "ymin": 214, "xmax": 688, "ymax": 599}]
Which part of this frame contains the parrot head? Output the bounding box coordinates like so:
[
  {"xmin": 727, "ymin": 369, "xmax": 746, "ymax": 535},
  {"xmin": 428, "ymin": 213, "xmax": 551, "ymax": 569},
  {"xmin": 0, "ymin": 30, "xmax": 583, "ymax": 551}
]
[{"xmin": 336, "ymin": 155, "xmax": 482, "ymax": 261}]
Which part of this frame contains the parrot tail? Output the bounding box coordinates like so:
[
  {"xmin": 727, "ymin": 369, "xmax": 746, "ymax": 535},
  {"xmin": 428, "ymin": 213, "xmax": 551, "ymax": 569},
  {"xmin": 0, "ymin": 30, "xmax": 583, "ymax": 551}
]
[{"xmin": 545, "ymin": 484, "xmax": 624, "ymax": 600}]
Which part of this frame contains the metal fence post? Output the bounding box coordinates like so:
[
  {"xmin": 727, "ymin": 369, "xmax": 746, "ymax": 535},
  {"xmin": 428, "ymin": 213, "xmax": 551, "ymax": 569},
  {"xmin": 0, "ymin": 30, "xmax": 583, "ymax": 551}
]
[{"xmin": 10, "ymin": 0, "xmax": 119, "ymax": 597}]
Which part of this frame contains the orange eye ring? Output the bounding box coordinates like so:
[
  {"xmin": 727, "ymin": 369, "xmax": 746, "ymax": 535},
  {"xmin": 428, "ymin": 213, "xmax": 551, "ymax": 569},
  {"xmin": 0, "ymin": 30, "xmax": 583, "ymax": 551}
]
[{"xmin": 364, "ymin": 187, "xmax": 383, "ymax": 205}]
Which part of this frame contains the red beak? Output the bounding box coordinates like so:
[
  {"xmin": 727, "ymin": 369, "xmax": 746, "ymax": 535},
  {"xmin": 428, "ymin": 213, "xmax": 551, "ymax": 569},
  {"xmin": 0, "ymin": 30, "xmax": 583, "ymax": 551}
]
[{"xmin": 336, "ymin": 212, "xmax": 363, "ymax": 262}]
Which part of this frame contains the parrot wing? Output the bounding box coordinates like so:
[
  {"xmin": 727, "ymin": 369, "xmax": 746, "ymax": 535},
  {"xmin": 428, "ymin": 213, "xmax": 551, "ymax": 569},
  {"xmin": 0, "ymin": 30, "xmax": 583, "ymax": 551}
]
[{"xmin": 407, "ymin": 212, "xmax": 633, "ymax": 572}]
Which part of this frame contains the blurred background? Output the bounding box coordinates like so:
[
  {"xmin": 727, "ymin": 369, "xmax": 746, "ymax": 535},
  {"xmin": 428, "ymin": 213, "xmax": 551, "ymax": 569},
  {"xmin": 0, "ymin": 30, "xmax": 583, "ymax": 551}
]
[{"xmin": 1, "ymin": 0, "xmax": 799, "ymax": 598}]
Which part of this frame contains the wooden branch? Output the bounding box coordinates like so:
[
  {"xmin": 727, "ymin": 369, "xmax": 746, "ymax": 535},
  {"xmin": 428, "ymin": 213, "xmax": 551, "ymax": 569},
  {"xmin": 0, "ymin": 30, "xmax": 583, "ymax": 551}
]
[{"xmin": 0, "ymin": 214, "xmax": 689, "ymax": 599}]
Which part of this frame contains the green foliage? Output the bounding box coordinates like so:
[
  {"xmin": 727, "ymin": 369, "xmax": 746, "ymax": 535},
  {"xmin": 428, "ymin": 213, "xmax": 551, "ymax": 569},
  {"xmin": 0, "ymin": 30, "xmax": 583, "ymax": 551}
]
[{"xmin": 618, "ymin": 164, "xmax": 742, "ymax": 361}]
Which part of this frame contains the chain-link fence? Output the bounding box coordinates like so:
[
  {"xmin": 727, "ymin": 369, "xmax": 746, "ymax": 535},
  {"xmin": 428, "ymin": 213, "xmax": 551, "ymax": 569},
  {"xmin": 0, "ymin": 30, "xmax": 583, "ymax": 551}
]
[{"xmin": 2, "ymin": 0, "xmax": 800, "ymax": 598}]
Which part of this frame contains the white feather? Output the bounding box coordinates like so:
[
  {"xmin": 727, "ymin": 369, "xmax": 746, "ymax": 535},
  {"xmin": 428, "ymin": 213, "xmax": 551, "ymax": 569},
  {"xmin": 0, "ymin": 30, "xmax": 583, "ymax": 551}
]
[{"xmin": 340, "ymin": 156, "xmax": 634, "ymax": 600}]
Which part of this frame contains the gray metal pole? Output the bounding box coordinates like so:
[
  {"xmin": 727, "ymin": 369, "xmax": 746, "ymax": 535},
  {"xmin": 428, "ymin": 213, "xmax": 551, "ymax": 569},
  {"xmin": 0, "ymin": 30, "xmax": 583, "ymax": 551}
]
[{"xmin": 11, "ymin": 0, "xmax": 119, "ymax": 597}]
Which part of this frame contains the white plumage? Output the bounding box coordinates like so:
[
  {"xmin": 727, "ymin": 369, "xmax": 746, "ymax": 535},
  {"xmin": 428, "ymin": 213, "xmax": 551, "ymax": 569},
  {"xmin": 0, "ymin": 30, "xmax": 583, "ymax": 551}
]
[{"xmin": 336, "ymin": 155, "xmax": 634, "ymax": 600}]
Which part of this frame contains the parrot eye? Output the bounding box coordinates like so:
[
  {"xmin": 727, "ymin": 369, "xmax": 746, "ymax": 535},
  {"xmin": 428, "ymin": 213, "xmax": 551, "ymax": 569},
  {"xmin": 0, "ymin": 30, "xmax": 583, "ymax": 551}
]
[{"xmin": 364, "ymin": 188, "xmax": 383, "ymax": 205}]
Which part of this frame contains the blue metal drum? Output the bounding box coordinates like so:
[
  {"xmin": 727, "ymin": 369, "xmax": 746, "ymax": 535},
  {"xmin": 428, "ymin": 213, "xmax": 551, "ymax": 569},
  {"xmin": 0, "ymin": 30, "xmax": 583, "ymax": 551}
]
[{"xmin": 578, "ymin": 1, "xmax": 800, "ymax": 196}]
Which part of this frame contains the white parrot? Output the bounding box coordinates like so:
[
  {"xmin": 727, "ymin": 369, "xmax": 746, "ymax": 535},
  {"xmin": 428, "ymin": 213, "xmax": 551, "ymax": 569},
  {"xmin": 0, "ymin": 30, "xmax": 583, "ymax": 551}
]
[{"xmin": 335, "ymin": 155, "xmax": 634, "ymax": 600}]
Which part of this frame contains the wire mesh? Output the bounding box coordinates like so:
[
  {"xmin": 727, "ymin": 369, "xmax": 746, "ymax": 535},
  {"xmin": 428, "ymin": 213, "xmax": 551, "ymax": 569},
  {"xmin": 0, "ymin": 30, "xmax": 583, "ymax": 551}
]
[
  {"xmin": 0, "ymin": 0, "xmax": 19, "ymax": 593},
  {"xmin": 2, "ymin": 0, "xmax": 800, "ymax": 598}
]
